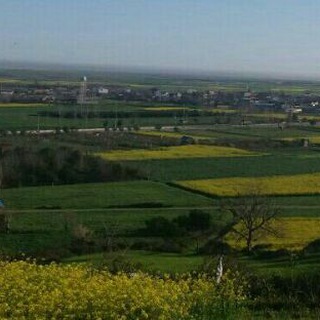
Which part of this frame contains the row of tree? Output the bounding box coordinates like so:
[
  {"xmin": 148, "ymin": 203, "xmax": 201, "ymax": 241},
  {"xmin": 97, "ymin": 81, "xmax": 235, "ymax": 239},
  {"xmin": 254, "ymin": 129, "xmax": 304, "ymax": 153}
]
[{"xmin": 0, "ymin": 145, "xmax": 140, "ymax": 188}]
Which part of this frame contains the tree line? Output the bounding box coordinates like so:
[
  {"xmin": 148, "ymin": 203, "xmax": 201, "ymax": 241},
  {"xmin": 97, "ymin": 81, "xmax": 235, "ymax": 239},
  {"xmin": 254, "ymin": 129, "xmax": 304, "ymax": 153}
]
[{"xmin": 0, "ymin": 145, "xmax": 140, "ymax": 188}]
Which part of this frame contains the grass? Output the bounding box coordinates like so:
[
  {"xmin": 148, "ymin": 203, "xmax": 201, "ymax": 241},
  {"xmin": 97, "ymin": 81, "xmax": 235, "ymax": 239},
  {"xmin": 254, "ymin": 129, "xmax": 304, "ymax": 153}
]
[
  {"xmin": 272, "ymin": 195, "xmax": 320, "ymax": 207},
  {"xmin": 1, "ymin": 180, "xmax": 212, "ymax": 209},
  {"xmin": 247, "ymin": 113, "xmax": 287, "ymax": 120},
  {"xmin": 122, "ymin": 149, "xmax": 320, "ymax": 181},
  {"xmin": 188, "ymin": 126, "xmax": 320, "ymax": 140},
  {"xmin": 96, "ymin": 145, "xmax": 261, "ymax": 161},
  {"xmin": 209, "ymin": 109, "xmax": 237, "ymax": 114},
  {"xmin": 0, "ymin": 106, "xmax": 106, "ymax": 130},
  {"xmin": 63, "ymin": 250, "xmax": 204, "ymax": 273},
  {"xmin": 0, "ymin": 195, "xmax": 221, "ymax": 255},
  {"xmin": 143, "ymin": 107, "xmax": 191, "ymax": 111},
  {"xmin": 281, "ymin": 136, "xmax": 320, "ymax": 144},
  {"xmin": 240, "ymin": 253, "xmax": 320, "ymax": 277},
  {"xmin": 0, "ymin": 103, "xmax": 49, "ymax": 108},
  {"xmin": 11, "ymin": 208, "xmax": 218, "ymax": 234},
  {"xmin": 136, "ymin": 130, "xmax": 187, "ymax": 139},
  {"xmin": 1, "ymin": 207, "xmax": 220, "ymax": 255},
  {"xmin": 175, "ymin": 172, "xmax": 320, "ymax": 197},
  {"xmin": 135, "ymin": 130, "xmax": 214, "ymax": 140}
]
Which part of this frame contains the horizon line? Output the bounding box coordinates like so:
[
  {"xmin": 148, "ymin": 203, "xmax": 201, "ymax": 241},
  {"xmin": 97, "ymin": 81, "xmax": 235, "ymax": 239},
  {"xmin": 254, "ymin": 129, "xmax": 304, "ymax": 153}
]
[{"xmin": 1, "ymin": 59, "xmax": 320, "ymax": 82}]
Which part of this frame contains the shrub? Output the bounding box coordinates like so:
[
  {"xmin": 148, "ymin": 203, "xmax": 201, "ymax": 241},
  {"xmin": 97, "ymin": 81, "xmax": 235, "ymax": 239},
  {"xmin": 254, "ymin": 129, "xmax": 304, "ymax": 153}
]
[
  {"xmin": 142, "ymin": 216, "xmax": 184, "ymax": 237},
  {"xmin": 303, "ymin": 238, "xmax": 320, "ymax": 253},
  {"xmin": 199, "ymin": 239, "xmax": 233, "ymax": 255}
]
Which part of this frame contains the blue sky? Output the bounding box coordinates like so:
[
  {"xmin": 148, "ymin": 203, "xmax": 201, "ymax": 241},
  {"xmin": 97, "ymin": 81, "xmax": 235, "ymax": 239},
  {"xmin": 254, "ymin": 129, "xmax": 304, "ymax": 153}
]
[{"xmin": 1, "ymin": 0, "xmax": 320, "ymax": 77}]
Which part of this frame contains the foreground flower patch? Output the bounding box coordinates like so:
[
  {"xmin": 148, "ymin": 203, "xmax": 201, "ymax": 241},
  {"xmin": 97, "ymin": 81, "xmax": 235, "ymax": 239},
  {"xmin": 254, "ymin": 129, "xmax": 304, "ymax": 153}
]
[{"xmin": 0, "ymin": 261, "xmax": 246, "ymax": 319}]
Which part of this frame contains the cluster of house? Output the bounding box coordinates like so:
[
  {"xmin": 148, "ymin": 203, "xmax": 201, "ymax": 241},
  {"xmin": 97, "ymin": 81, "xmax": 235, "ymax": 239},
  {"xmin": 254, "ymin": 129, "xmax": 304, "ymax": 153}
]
[{"xmin": 1, "ymin": 80, "xmax": 320, "ymax": 114}]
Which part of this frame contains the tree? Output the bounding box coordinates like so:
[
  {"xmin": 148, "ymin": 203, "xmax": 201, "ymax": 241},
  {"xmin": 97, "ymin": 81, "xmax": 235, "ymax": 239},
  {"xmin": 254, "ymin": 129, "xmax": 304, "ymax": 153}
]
[
  {"xmin": 0, "ymin": 212, "xmax": 9, "ymax": 234},
  {"xmin": 174, "ymin": 209, "xmax": 213, "ymax": 253},
  {"xmin": 141, "ymin": 210, "xmax": 214, "ymax": 253},
  {"xmin": 185, "ymin": 209, "xmax": 212, "ymax": 232},
  {"xmin": 144, "ymin": 216, "xmax": 182, "ymax": 237},
  {"xmin": 222, "ymin": 191, "xmax": 280, "ymax": 253},
  {"xmin": 188, "ymin": 210, "xmax": 212, "ymax": 253},
  {"xmin": 103, "ymin": 120, "xmax": 109, "ymax": 129}
]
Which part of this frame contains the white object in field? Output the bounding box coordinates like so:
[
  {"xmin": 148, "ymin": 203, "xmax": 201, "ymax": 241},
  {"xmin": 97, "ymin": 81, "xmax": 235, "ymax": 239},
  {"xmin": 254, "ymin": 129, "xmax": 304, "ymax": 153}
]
[{"xmin": 216, "ymin": 255, "xmax": 223, "ymax": 284}]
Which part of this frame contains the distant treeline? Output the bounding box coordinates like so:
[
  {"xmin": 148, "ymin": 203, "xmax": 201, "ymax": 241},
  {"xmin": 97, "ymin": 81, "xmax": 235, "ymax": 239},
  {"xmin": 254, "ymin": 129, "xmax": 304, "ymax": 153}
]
[
  {"xmin": 0, "ymin": 146, "xmax": 139, "ymax": 188},
  {"xmin": 38, "ymin": 109, "xmax": 224, "ymax": 119}
]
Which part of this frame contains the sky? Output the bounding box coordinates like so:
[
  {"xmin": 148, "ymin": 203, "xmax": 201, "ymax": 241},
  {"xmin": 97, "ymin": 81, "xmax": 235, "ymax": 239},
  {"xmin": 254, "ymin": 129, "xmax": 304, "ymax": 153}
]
[{"xmin": 1, "ymin": 0, "xmax": 320, "ymax": 78}]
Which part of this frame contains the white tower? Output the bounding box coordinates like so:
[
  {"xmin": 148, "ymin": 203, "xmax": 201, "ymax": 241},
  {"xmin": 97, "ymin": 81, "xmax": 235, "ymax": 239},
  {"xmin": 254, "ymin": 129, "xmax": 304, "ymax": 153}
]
[
  {"xmin": 78, "ymin": 76, "xmax": 87, "ymax": 105},
  {"xmin": 77, "ymin": 76, "xmax": 88, "ymax": 117}
]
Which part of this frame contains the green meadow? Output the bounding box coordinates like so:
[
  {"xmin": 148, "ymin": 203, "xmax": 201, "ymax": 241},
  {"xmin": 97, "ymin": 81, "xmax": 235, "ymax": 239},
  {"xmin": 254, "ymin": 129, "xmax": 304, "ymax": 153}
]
[{"xmin": 1, "ymin": 180, "xmax": 212, "ymax": 209}]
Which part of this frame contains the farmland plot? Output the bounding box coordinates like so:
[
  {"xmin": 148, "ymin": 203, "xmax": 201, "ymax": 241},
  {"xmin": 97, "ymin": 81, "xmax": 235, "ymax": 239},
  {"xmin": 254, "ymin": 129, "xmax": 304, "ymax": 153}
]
[
  {"xmin": 176, "ymin": 173, "xmax": 320, "ymax": 197},
  {"xmin": 226, "ymin": 218, "xmax": 320, "ymax": 251},
  {"xmin": 97, "ymin": 145, "xmax": 261, "ymax": 161}
]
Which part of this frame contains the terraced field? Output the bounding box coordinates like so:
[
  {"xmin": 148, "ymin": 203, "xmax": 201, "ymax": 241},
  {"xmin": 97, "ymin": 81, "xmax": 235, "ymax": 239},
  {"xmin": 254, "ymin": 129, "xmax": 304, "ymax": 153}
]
[
  {"xmin": 0, "ymin": 103, "xmax": 48, "ymax": 108},
  {"xmin": 96, "ymin": 145, "xmax": 261, "ymax": 161},
  {"xmin": 226, "ymin": 218, "xmax": 320, "ymax": 251},
  {"xmin": 136, "ymin": 130, "xmax": 212, "ymax": 140},
  {"xmin": 282, "ymin": 136, "xmax": 320, "ymax": 144},
  {"xmin": 143, "ymin": 107, "xmax": 191, "ymax": 111},
  {"xmin": 175, "ymin": 172, "xmax": 320, "ymax": 197},
  {"xmin": 1, "ymin": 180, "xmax": 212, "ymax": 209}
]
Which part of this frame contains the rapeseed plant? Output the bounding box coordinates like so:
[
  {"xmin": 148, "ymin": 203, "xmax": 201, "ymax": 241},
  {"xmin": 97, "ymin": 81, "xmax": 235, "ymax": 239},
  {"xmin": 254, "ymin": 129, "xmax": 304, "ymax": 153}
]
[{"xmin": 0, "ymin": 261, "xmax": 247, "ymax": 319}]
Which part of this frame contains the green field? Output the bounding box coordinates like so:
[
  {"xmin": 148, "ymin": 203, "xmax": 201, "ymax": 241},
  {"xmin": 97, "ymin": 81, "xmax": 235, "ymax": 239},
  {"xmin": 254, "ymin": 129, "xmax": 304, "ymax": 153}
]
[
  {"xmin": 0, "ymin": 107, "xmax": 235, "ymax": 130},
  {"xmin": 64, "ymin": 251, "xmax": 204, "ymax": 273},
  {"xmin": 0, "ymin": 106, "xmax": 105, "ymax": 130},
  {"xmin": 0, "ymin": 207, "xmax": 220, "ymax": 255},
  {"xmin": 185, "ymin": 126, "xmax": 320, "ymax": 140},
  {"xmin": 1, "ymin": 180, "xmax": 212, "ymax": 209},
  {"xmin": 0, "ymin": 103, "xmax": 49, "ymax": 108},
  {"xmin": 121, "ymin": 149, "xmax": 320, "ymax": 181},
  {"xmin": 0, "ymin": 131, "xmax": 320, "ymax": 274}
]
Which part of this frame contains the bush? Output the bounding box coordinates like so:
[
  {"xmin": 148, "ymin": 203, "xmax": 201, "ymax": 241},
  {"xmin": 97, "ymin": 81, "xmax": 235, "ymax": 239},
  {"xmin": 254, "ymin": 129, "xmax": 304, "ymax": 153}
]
[
  {"xmin": 156, "ymin": 238, "xmax": 186, "ymax": 253},
  {"xmin": 251, "ymin": 248, "xmax": 291, "ymax": 259},
  {"xmin": 131, "ymin": 239, "xmax": 159, "ymax": 251},
  {"xmin": 199, "ymin": 239, "xmax": 233, "ymax": 255},
  {"xmin": 105, "ymin": 255, "xmax": 144, "ymax": 274},
  {"xmin": 303, "ymin": 238, "xmax": 320, "ymax": 253},
  {"xmin": 174, "ymin": 209, "xmax": 212, "ymax": 232},
  {"xmin": 142, "ymin": 217, "xmax": 184, "ymax": 237}
]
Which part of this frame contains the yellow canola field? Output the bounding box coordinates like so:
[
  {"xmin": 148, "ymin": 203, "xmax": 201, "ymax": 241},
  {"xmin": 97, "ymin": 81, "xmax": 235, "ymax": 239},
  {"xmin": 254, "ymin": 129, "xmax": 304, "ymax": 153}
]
[
  {"xmin": 248, "ymin": 113, "xmax": 286, "ymax": 119},
  {"xmin": 136, "ymin": 130, "xmax": 186, "ymax": 139},
  {"xmin": 97, "ymin": 145, "xmax": 260, "ymax": 161},
  {"xmin": 282, "ymin": 136, "xmax": 320, "ymax": 144},
  {"xmin": 209, "ymin": 109, "xmax": 237, "ymax": 114},
  {"xmin": 177, "ymin": 173, "xmax": 320, "ymax": 197},
  {"xmin": 0, "ymin": 261, "xmax": 246, "ymax": 319},
  {"xmin": 0, "ymin": 78, "xmax": 21, "ymax": 83},
  {"xmin": 226, "ymin": 218, "xmax": 320, "ymax": 251}
]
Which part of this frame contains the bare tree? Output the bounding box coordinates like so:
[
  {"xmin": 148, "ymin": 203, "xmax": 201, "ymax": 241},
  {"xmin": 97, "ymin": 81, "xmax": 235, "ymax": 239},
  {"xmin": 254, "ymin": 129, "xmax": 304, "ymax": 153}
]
[
  {"xmin": 102, "ymin": 222, "xmax": 129, "ymax": 253},
  {"xmin": 222, "ymin": 191, "xmax": 280, "ymax": 253},
  {"xmin": 0, "ymin": 212, "xmax": 10, "ymax": 234}
]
